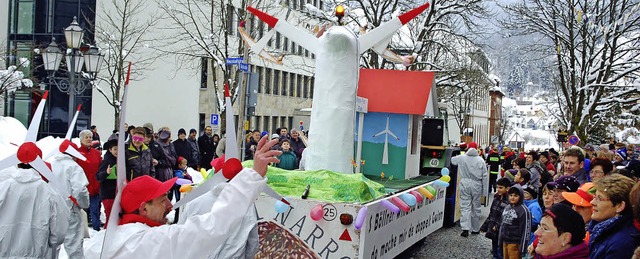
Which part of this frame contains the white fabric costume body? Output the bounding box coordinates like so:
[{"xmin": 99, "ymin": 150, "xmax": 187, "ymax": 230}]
[
  {"xmin": 304, "ymin": 26, "xmax": 359, "ymax": 174},
  {"xmin": 179, "ymin": 182, "xmax": 259, "ymax": 259},
  {"xmin": 0, "ymin": 167, "xmax": 69, "ymax": 258},
  {"xmin": 48, "ymin": 154, "xmax": 90, "ymax": 259},
  {"xmin": 84, "ymin": 168, "xmax": 266, "ymax": 258},
  {"xmin": 450, "ymin": 148, "xmax": 486, "ymax": 233}
]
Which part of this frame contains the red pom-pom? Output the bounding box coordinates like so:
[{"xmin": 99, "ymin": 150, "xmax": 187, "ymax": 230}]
[
  {"xmin": 17, "ymin": 142, "xmax": 41, "ymax": 164},
  {"xmin": 210, "ymin": 155, "xmax": 225, "ymax": 171},
  {"xmin": 222, "ymin": 158, "xmax": 242, "ymax": 179}
]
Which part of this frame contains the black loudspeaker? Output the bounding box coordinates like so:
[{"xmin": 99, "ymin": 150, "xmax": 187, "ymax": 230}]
[{"xmin": 421, "ymin": 118, "xmax": 444, "ymax": 146}]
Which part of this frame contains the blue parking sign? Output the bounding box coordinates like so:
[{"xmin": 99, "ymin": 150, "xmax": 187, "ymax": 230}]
[{"xmin": 210, "ymin": 114, "xmax": 219, "ymax": 125}]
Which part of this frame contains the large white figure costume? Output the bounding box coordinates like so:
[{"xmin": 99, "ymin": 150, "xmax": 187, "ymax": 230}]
[
  {"xmin": 48, "ymin": 153, "xmax": 90, "ymax": 259},
  {"xmin": 0, "ymin": 167, "xmax": 69, "ymax": 258},
  {"xmin": 83, "ymin": 168, "xmax": 266, "ymax": 258}
]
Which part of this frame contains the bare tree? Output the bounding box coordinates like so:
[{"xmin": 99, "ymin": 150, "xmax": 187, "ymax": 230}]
[
  {"xmin": 501, "ymin": 0, "xmax": 640, "ymax": 143},
  {"xmin": 0, "ymin": 41, "xmax": 34, "ymax": 97},
  {"xmin": 92, "ymin": 0, "xmax": 163, "ymax": 130}
]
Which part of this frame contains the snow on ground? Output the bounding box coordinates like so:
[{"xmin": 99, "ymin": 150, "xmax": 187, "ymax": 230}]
[{"xmin": 508, "ymin": 127, "xmax": 560, "ymax": 151}]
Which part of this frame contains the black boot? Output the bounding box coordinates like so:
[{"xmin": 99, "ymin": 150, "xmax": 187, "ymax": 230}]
[{"xmin": 461, "ymin": 230, "xmax": 469, "ymax": 237}]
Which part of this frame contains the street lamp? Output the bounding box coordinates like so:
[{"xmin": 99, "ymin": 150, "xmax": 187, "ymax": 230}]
[{"xmin": 41, "ymin": 16, "xmax": 103, "ymax": 130}]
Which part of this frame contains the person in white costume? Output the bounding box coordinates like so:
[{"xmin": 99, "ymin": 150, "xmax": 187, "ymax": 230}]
[
  {"xmin": 0, "ymin": 166, "xmax": 69, "ymax": 258},
  {"xmin": 48, "ymin": 150, "xmax": 90, "ymax": 259},
  {"xmin": 450, "ymin": 142, "xmax": 487, "ymax": 237},
  {"xmin": 84, "ymin": 136, "xmax": 281, "ymax": 258},
  {"xmin": 178, "ymin": 182, "xmax": 259, "ymax": 259}
]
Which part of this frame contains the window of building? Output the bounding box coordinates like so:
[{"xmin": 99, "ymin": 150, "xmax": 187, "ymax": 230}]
[
  {"xmin": 282, "ymin": 72, "xmax": 288, "ymax": 96},
  {"xmin": 16, "ymin": 0, "xmax": 34, "ymax": 34},
  {"xmin": 273, "ymin": 70, "xmax": 280, "ymax": 95},
  {"xmin": 226, "ymin": 5, "xmax": 237, "ymax": 36},
  {"xmin": 289, "ymin": 74, "xmax": 294, "ymax": 97},
  {"xmin": 199, "ymin": 113, "xmax": 205, "ymax": 131},
  {"xmin": 303, "ymin": 76, "xmax": 308, "ymax": 98},
  {"xmin": 309, "ymin": 78, "xmax": 314, "ymax": 98},
  {"xmin": 200, "ymin": 57, "xmax": 208, "ymax": 88},
  {"xmin": 271, "ymin": 116, "xmax": 278, "ymax": 133},
  {"xmin": 288, "ymin": 117, "xmax": 293, "ymax": 132},
  {"xmin": 257, "ymin": 66, "xmax": 263, "ymax": 93},
  {"xmin": 284, "ymin": 37, "xmax": 288, "ymax": 52},
  {"xmin": 265, "ymin": 68, "xmax": 272, "ymax": 94},
  {"xmin": 276, "ymin": 32, "xmax": 281, "ymax": 49},
  {"xmin": 296, "ymin": 74, "xmax": 302, "ymax": 97}
]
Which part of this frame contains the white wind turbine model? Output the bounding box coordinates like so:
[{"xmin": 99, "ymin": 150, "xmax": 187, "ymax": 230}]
[{"xmin": 372, "ymin": 114, "xmax": 400, "ymax": 164}]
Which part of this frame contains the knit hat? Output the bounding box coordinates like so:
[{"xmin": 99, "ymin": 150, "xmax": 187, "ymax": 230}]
[
  {"xmin": 121, "ymin": 175, "xmax": 177, "ymax": 214},
  {"xmin": 523, "ymin": 186, "xmax": 538, "ymax": 199},
  {"xmin": 562, "ymin": 182, "xmax": 594, "ymax": 207},
  {"xmin": 468, "ymin": 142, "xmax": 478, "ymax": 150},
  {"xmin": 539, "ymin": 151, "xmax": 550, "ymax": 160},
  {"xmin": 583, "ymin": 144, "xmax": 595, "ymax": 152},
  {"xmin": 142, "ymin": 123, "xmax": 154, "ymax": 132},
  {"xmin": 177, "ymin": 156, "xmax": 186, "ymax": 165},
  {"xmin": 261, "ymin": 131, "xmax": 269, "ymax": 137},
  {"xmin": 271, "ymin": 134, "xmax": 280, "ymax": 139},
  {"xmin": 189, "ymin": 128, "xmax": 197, "ymax": 134},
  {"xmin": 549, "ymin": 175, "xmax": 580, "ymax": 192},
  {"xmin": 178, "ymin": 128, "xmax": 186, "ymax": 136},
  {"xmin": 158, "ymin": 130, "xmax": 171, "ymax": 140},
  {"xmin": 544, "ymin": 204, "xmax": 586, "ymax": 244},
  {"xmin": 616, "ymin": 148, "xmax": 627, "ymax": 160}
]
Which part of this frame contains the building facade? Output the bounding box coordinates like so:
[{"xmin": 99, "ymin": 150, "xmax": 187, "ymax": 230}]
[{"xmin": 3, "ymin": 0, "xmax": 97, "ymax": 137}]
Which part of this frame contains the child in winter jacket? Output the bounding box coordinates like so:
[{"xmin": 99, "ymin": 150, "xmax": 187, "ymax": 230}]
[
  {"xmin": 523, "ymin": 186, "xmax": 542, "ymax": 246},
  {"xmin": 481, "ymin": 177, "xmax": 512, "ymax": 259},
  {"xmin": 500, "ymin": 184, "xmax": 532, "ymax": 259},
  {"xmin": 276, "ymin": 139, "xmax": 298, "ymax": 170}
]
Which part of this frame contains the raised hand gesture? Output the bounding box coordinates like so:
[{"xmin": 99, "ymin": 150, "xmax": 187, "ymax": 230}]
[{"xmin": 253, "ymin": 136, "xmax": 282, "ymax": 177}]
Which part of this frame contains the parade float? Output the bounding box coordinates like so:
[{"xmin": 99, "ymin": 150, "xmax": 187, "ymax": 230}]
[{"xmin": 220, "ymin": 3, "xmax": 453, "ymax": 258}]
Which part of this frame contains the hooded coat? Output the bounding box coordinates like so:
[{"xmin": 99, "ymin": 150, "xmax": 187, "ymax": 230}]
[
  {"xmin": 83, "ymin": 168, "xmax": 266, "ymax": 258},
  {"xmin": 499, "ymin": 185, "xmax": 532, "ymax": 257},
  {"xmin": 0, "ymin": 167, "xmax": 69, "ymax": 258},
  {"xmin": 451, "ymin": 148, "xmax": 487, "ymax": 232}
]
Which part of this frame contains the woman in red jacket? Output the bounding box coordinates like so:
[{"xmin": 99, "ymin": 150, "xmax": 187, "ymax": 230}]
[{"xmin": 76, "ymin": 129, "xmax": 103, "ymax": 231}]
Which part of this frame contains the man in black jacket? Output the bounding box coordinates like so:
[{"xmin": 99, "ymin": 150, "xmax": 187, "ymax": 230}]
[
  {"xmin": 198, "ymin": 126, "xmax": 215, "ymax": 170},
  {"xmin": 173, "ymin": 128, "xmax": 193, "ymax": 167}
]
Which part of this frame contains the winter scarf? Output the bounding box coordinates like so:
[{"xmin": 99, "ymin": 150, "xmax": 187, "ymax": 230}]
[
  {"xmin": 119, "ymin": 213, "xmax": 164, "ymax": 227},
  {"xmin": 534, "ymin": 241, "xmax": 589, "ymax": 259},
  {"xmin": 588, "ymin": 215, "xmax": 623, "ymax": 247}
]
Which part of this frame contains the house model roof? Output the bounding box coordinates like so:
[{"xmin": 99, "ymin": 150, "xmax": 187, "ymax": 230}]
[{"xmin": 357, "ymin": 69, "xmax": 434, "ymax": 115}]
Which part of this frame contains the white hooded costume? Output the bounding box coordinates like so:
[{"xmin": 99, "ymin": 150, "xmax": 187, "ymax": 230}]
[
  {"xmin": 0, "ymin": 167, "xmax": 69, "ymax": 258},
  {"xmin": 178, "ymin": 182, "xmax": 259, "ymax": 259},
  {"xmin": 48, "ymin": 153, "xmax": 90, "ymax": 259},
  {"xmin": 450, "ymin": 148, "xmax": 487, "ymax": 233},
  {"xmin": 83, "ymin": 168, "xmax": 266, "ymax": 258}
]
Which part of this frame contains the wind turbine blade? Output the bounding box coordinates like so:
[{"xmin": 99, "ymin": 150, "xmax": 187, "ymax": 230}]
[
  {"xmin": 103, "ymin": 62, "xmax": 131, "ymax": 258},
  {"xmin": 224, "ymin": 83, "xmax": 239, "ymax": 160},
  {"xmin": 359, "ymin": 3, "xmax": 430, "ymax": 54},
  {"xmin": 247, "ymin": 6, "xmax": 319, "ymax": 54},
  {"xmin": 25, "ymin": 91, "xmax": 49, "ymax": 142},
  {"xmin": 31, "ymin": 156, "xmax": 70, "ymax": 198},
  {"xmin": 173, "ymin": 172, "xmax": 226, "ymax": 208},
  {"xmin": 372, "ymin": 131, "xmax": 386, "ymax": 138},
  {"xmin": 254, "ymin": 29, "xmax": 277, "ymax": 54},
  {"xmin": 388, "ymin": 131, "xmax": 400, "ymax": 140},
  {"xmin": 65, "ymin": 104, "xmax": 82, "ymax": 139},
  {"xmin": 262, "ymin": 185, "xmax": 290, "ymax": 206},
  {"xmin": 0, "ymin": 154, "xmax": 20, "ymax": 170}
]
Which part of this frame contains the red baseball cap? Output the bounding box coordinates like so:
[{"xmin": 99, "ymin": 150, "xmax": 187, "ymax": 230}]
[
  {"xmin": 121, "ymin": 175, "xmax": 177, "ymax": 214},
  {"xmin": 468, "ymin": 142, "xmax": 478, "ymax": 150}
]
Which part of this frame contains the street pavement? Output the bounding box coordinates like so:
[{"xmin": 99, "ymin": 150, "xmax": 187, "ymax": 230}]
[{"xmin": 399, "ymin": 195, "xmax": 494, "ymax": 259}]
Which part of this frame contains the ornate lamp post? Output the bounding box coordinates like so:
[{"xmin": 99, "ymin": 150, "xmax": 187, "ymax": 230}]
[{"xmin": 41, "ymin": 16, "xmax": 103, "ymax": 129}]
